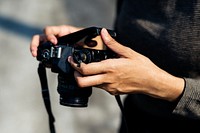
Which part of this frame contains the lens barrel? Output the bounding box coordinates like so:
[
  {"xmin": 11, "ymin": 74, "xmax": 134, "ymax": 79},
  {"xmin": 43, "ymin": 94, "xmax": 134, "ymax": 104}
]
[{"xmin": 57, "ymin": 73, "xmax": 92, "ymax": 107}]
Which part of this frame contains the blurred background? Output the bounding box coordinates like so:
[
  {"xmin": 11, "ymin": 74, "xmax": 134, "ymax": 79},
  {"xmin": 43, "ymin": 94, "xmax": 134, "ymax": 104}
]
[{"xmin": 0, "ymin": 0, "xmax": 122, "ymax": 133}]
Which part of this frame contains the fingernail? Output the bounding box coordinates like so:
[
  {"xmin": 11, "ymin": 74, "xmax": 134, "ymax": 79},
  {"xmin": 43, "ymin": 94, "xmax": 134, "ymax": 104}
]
[
  {"xmin": 102, "ymin": 28, "xmax": 108, "ymax": 35},
  {"xmin": 51, "ymin": 39, "xmax": 56, "ymax": 44},
  {"xmin": 101, "ymin": 28, "xmax": 110, "ymax": 42},
  {"xmin": 33, "ymin": 52, "xmax": 37, "ymax": 57},
  {"xmin": 31, "ymin": 49, "xmax": 36, "ymax": 57},
  {"xmin": 68, "ymin": 56, "xmax": 72, "ymax": 63}
]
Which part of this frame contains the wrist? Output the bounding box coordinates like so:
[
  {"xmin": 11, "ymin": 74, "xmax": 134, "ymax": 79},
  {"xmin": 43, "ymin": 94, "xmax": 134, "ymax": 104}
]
[
  {"xmin": 150, "ymin": 69, "xmax": 185, "ymax": 102},
  {"xmin": 168, "ymin": 76, "xmax": 185, "ymax": 101}
]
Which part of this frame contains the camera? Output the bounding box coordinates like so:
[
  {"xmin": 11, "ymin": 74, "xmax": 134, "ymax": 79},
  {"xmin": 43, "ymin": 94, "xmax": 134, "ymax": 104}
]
[{"xmin": 37, "ymin": 27, "xmax": 117, "ymax": 107}]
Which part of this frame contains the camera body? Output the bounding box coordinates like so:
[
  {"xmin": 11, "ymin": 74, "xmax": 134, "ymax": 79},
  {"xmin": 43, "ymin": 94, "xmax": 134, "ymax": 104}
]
[{"xmin": 37, "ymin": 27, "xmax": 116, "ymax": 107}]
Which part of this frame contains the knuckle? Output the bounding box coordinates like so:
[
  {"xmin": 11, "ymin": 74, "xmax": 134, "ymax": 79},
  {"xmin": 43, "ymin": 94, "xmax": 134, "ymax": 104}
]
[
  {"xmin": 108, "ymin": 90, "xmax": 118, "ymax": 95},
  {"xmin": 106, "ymin": 86, "xmax": 118, "ymax": 95},
  {"xmin": 106, "ymin": 37, "xmax": 116, "ymax": 45},
  {"xmin": 32, "ymin": 34, "xmax": 39, "ymax": 40},
  {"xmin": 43, "ymin": 26, "xmax": 52, "ymax": 34},
  {"xmin": 59, "ymin": 25, "xmax": 67, "ymax": 29},
  {"xmin": 76, "ymin": 79, "xmax": 85, "ymax": 88},
  {"xmin": 79, "ymin": 66, "xmax": 88, "ymax": 75}
]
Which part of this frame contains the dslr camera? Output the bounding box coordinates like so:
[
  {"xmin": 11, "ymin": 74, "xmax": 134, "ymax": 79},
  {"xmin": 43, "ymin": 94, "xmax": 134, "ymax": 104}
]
[{"xmin": 37, "ymin": 27, "xmax": 117, "ymax": 107}]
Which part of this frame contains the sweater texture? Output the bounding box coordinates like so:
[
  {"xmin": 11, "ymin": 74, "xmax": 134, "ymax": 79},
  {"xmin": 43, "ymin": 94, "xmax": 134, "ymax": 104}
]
[{"xmin": 115, "ymin": 0, "xmax": 200, "ymax": 132}]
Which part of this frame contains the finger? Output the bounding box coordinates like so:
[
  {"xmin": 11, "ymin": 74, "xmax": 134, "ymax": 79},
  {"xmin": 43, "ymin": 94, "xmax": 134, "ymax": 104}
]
[
  {"xmin": 43, "ymin": 25, "xmax": 82, "ymax": 45},
  {"xmin": 43, "ymin": 25, "xmax": 80, "ymax": 37},
  {"xmin": 44, "ymin": 25, "xmax": 66, "ymax": 37},
  {"xmin": 45, "ymin": 34, "xmax": 57, "ymax": 44},
  {"xmin": 68, "ymin": 56, "xmax": 107, "ymax": 75},
  {"xmin": 101, "ymin": 28, "xmax": 134, "ymax": 58},
  {"xmin": 74, "ymin": 71, "xmax": 106, "ymax": 87},
  {"xmin": 68, "ymin": 56, "xmax": 84, "ymax": 68},
  {"xmin": 43, "ymin": 26, "xmax": 65, "ymax": 45},
  {"xmin": 30, "ymin": 34, "xmax": 46, "ymax": 57}
]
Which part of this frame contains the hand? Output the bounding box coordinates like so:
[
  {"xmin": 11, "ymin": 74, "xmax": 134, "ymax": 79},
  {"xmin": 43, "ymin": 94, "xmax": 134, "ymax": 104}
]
[
  {"xmin": 68, "ymin": 28, "xmax": 185, "ymax": 102},
  {"xmin": 30, "ymin": 25, "xmax": 82, "ymax": 57}
]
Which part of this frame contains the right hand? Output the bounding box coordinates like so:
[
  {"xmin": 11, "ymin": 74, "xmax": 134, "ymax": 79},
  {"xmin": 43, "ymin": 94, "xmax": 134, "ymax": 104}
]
[{"xmin": 30, "ymin": 25, "xmax": 82, "ymax": 57}]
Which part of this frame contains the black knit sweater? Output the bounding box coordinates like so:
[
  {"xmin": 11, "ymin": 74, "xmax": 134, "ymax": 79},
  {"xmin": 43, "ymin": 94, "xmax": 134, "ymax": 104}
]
[{"xmin": 115, "ymin": 0, "xmax": 200, "ymax": 132}]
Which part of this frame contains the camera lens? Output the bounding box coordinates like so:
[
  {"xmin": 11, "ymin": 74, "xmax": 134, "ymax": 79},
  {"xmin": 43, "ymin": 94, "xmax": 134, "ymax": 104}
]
[
  {"xmin": 57, "ymin": 73, "xmax": 92, "ymax": 107},
  {"xmin": 73, "ymin": 49, "xmax": 92, "ymax": 64}
]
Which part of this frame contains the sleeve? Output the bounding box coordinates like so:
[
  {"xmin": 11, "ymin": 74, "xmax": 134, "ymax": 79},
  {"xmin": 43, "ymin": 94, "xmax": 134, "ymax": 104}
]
[{"xmin": 173, "ymin": 78, "xmax": 200, "ymax": 119}]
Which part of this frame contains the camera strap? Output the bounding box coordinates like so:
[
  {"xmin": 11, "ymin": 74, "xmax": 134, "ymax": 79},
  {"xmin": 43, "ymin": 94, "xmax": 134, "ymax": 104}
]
[
  {"xmin": 38, "ymin": 63, "xmax": 56, "ymax": 133},
  {"xmin": 115, "ymin": 95, "xmax": 129, "ymax": 133}
]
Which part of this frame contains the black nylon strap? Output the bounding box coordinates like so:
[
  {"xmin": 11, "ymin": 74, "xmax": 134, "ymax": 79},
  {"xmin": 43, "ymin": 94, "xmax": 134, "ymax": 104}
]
[
  {"xmin": 115, "ymin": 95, "xmax": 129, "ymax": 133},
  {"xmin": 38, "ymin": 63, "xmax": 56, "ymax": 133}
]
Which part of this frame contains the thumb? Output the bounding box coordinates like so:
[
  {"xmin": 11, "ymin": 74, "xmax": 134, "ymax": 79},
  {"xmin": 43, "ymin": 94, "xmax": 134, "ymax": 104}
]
[{"xmin": 101, "ymin": 28, "xmax": 133, "ymax": 58}]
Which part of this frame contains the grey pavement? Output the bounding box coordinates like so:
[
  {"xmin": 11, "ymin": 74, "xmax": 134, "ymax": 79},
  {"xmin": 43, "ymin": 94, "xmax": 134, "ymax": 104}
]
[{"xmin": 0, "ymin": 0, "xmax": 122, "ymax": 133}]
